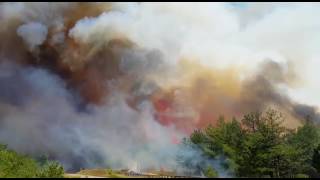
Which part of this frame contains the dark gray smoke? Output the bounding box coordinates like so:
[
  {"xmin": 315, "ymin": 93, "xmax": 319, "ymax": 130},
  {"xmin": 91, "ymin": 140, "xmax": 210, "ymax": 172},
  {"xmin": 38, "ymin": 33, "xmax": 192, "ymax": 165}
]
[{"xmin": 292, "ymin": 104, "xmax": 320, "ymax": 123}]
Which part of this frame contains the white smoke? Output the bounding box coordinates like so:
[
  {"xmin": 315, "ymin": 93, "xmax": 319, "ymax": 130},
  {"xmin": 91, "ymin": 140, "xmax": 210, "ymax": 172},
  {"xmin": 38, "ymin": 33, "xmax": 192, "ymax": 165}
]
[
  {"xmin": 69, "ymin": 2, "xmax": 320, "ymax": 109},
  {"xmin": 17, "ymin": 22, "xmax": 48, "ymax": 50},
  {"xmin": 69, "ymin": 2, "xmax": 239, "ymax": 67}
]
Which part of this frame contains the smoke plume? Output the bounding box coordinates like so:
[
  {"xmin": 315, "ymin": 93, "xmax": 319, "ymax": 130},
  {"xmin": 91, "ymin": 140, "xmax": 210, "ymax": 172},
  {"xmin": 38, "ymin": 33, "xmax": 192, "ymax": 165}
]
[{"xmin": 0, "ymin": 2, "xmax": 319, "ymax": 176}]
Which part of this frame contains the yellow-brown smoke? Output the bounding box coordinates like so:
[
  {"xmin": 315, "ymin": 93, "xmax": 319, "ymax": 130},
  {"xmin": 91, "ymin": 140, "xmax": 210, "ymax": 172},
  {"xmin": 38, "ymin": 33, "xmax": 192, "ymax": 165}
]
[{"xmin": 151, "ymin": 59, "xmax": 303, "ymax": 133}]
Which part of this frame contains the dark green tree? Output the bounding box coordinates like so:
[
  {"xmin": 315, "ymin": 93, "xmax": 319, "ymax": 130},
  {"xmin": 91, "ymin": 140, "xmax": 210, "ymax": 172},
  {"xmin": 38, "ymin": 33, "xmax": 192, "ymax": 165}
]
[
  {"xmin": 185, "ymin": 108, "xmax": 320, "ymax": 178},
  {"xmin": 312, "ymin": 144, "xmax": 320, "ymax": 175}
]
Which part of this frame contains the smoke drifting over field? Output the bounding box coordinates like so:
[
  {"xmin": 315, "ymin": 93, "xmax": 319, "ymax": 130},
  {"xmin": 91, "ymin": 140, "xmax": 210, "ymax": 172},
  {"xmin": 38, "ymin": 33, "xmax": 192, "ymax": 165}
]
[{"xmin": 0, "ymin": 2, "xmax": 320, "ymax": 175}]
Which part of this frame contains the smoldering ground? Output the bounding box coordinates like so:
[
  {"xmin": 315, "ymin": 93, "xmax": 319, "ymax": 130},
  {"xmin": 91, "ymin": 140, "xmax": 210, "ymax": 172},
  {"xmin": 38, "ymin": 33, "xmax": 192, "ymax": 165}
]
[{"xmin": 0, "ymin": 2, "xmax": 319, "ymax": 176}]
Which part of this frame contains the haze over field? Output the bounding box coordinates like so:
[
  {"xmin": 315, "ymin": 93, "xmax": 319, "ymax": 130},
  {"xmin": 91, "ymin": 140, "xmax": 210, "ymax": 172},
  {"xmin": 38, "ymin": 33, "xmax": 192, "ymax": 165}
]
[{"xmin": 0, "ymin": 2, "xmax": 319, "ymax": 176}]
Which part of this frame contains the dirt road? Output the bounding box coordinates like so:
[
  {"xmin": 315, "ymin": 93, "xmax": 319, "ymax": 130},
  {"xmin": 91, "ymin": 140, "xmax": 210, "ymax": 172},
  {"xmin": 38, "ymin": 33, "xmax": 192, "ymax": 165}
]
[{"xmin": 64, "ymin": 173, "xmax": 107, "ymax": 178}]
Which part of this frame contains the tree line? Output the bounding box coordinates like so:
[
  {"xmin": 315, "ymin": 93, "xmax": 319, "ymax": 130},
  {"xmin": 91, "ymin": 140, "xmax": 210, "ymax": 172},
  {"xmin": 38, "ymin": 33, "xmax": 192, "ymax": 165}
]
[{"xmin": 180, "ymin": 108, "xmax": 320, "ymax": 178}]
